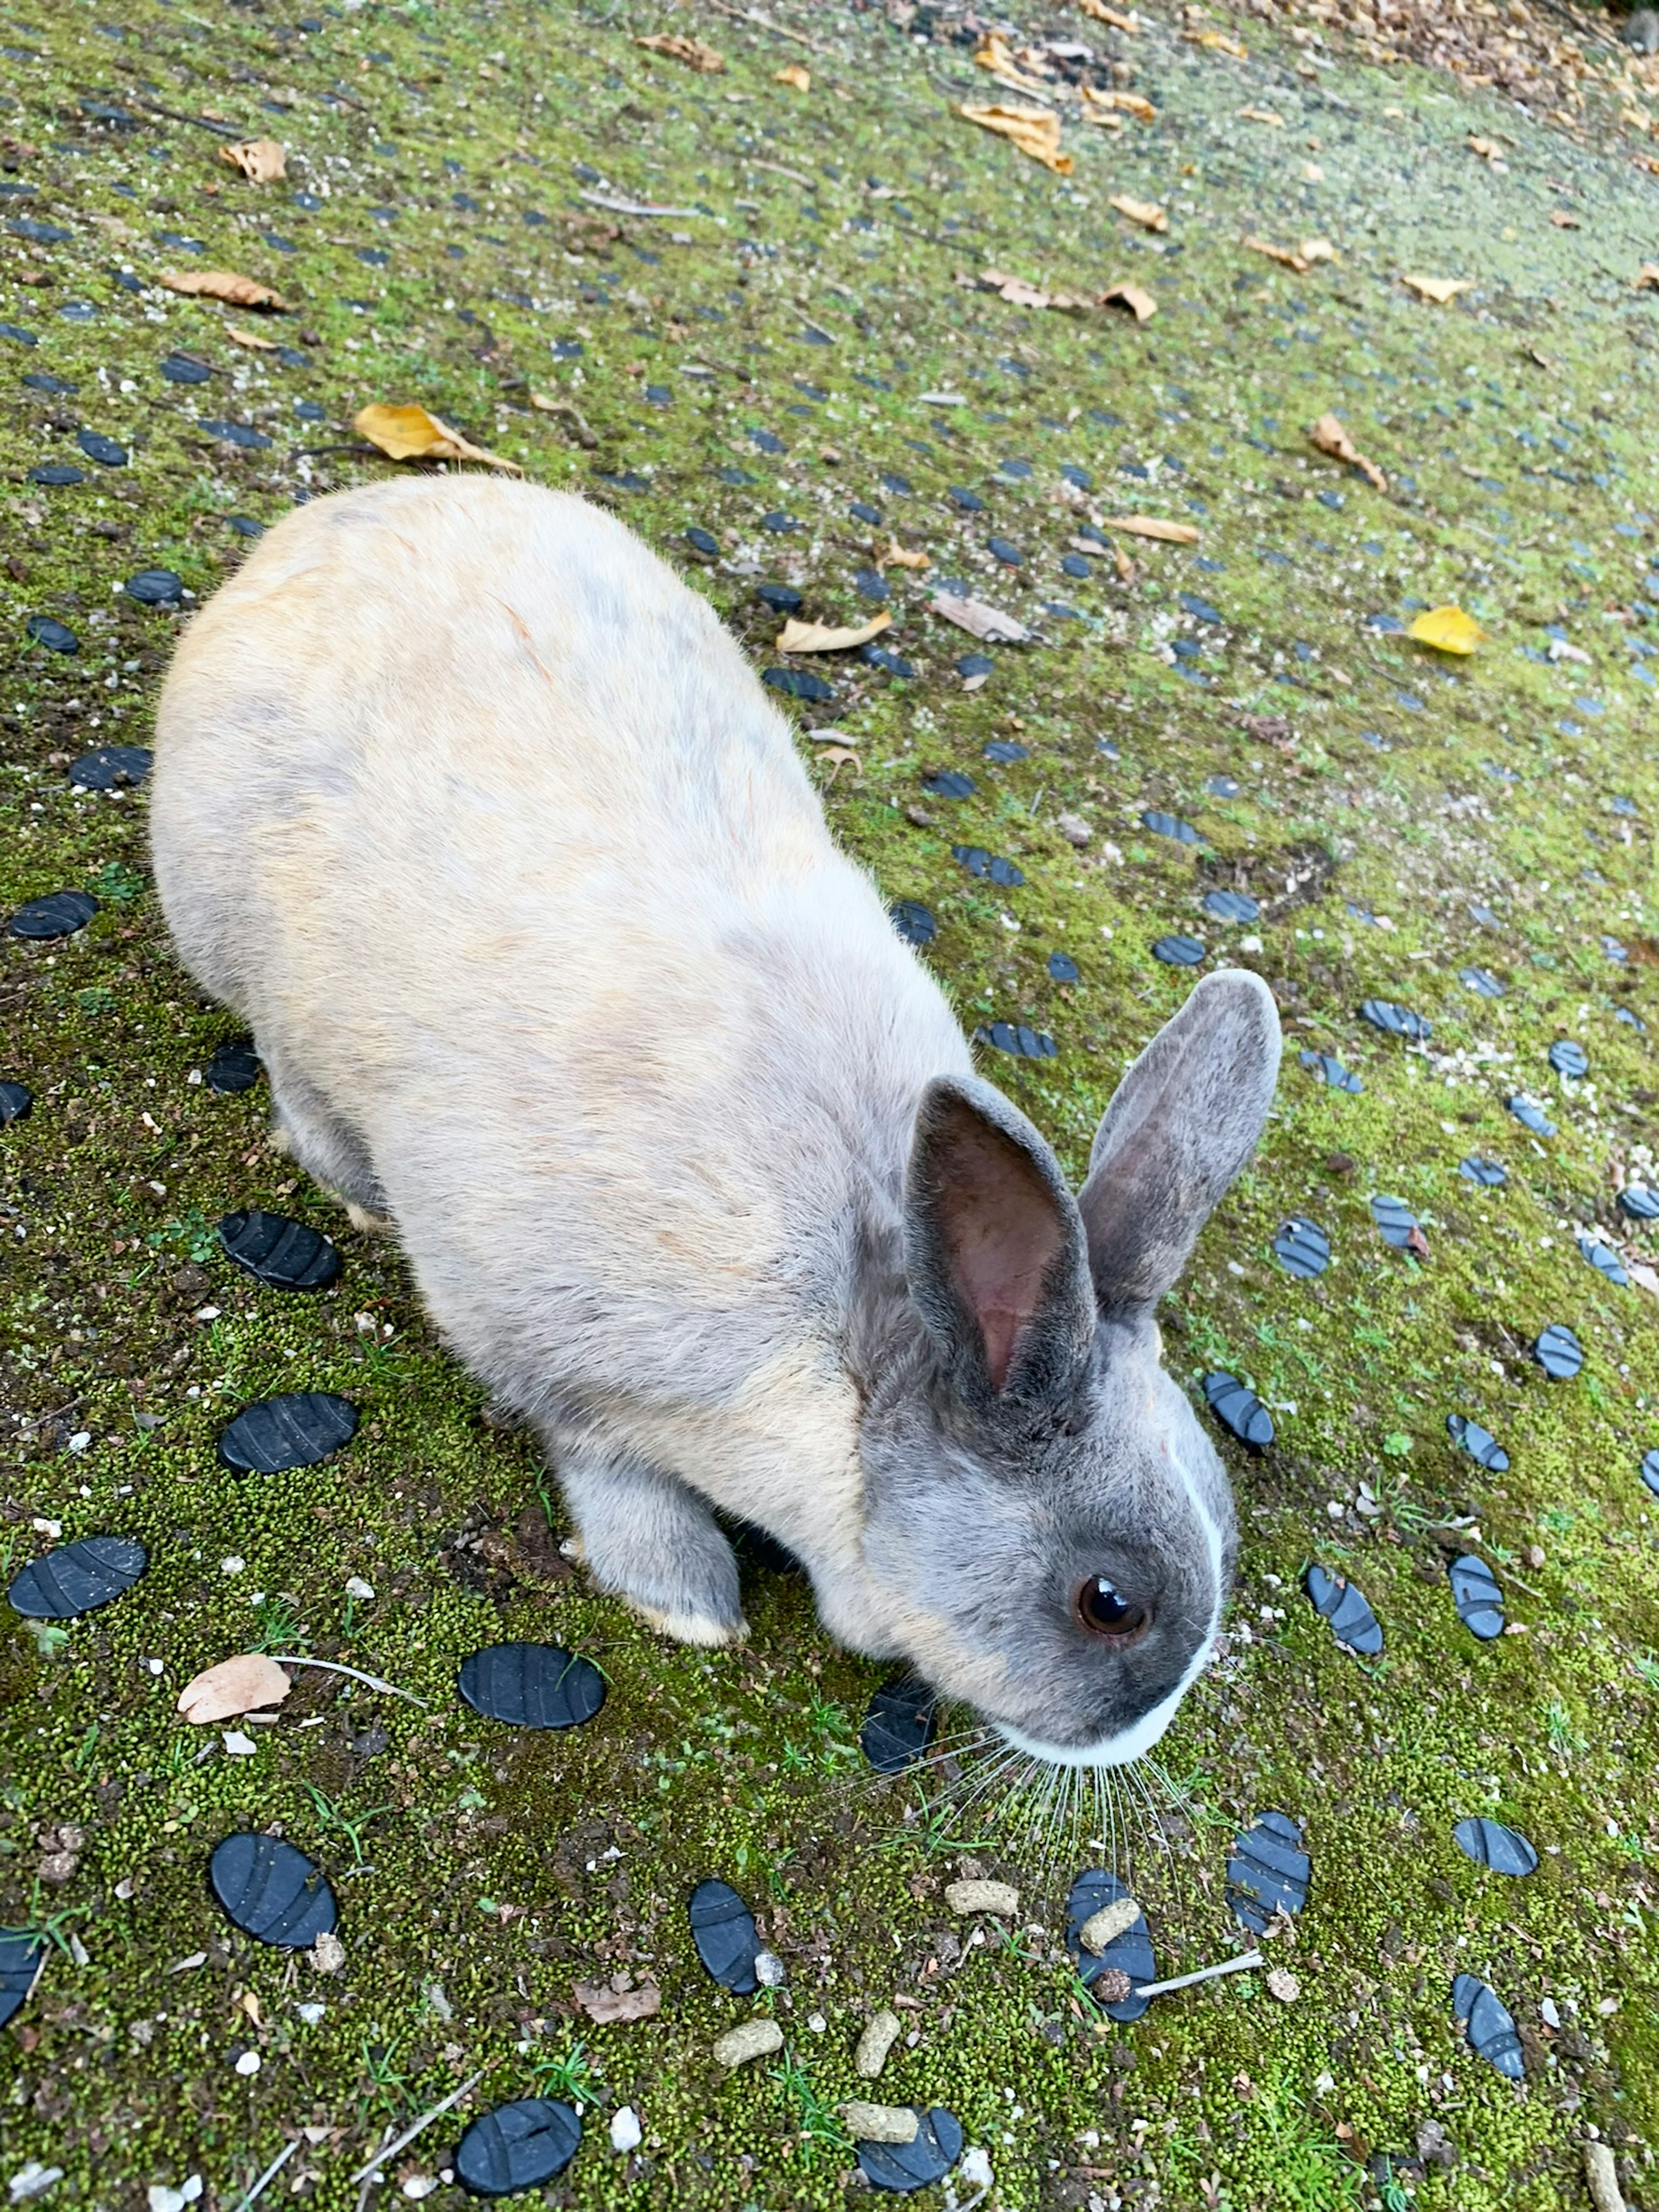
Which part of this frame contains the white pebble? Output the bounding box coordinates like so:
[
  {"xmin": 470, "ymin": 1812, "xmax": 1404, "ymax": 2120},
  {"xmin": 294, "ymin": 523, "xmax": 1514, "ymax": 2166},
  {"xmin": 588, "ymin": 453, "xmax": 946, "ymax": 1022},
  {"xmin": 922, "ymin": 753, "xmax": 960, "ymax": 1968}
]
[
  {"xmin": 233, "ymin": 2050, "xmax": 261, "ymax": 2077},
  {"xmin": 296, "ymin": 2003, "xmax": 326, "ymax": 2025},
  {"xmin": 753, "ymin": 1948, "xmax": 785, "ymax": 1987},
  {"xmin": 222, "ymin": 1732, "xmax": 257, "ymax": 1758},
  {"xmin": 807, "ymin": 2012, "xmax": 826, "ymax": 2034},
  {"xmin": 608, "ymin": 2106, "xmax": 642, "ymax": 2155},
  {"xmin": 8, "ymin": 2165, "xmax": 64, "ymax": 2205},
  {"xmin": 959, "ymin": 2146, "xmax": 994, "ymax": 2190},
  {"xmin": 220, "ymin": 1557, "xmax": 245, "ymax": 1576},
  {"xmin": 400, "ymin": 2182, "xmax": 438, "ymax": 2202},
  {"xmin": 344, "ymin": 1576, "xmax": 375, "ymax": 1600}
]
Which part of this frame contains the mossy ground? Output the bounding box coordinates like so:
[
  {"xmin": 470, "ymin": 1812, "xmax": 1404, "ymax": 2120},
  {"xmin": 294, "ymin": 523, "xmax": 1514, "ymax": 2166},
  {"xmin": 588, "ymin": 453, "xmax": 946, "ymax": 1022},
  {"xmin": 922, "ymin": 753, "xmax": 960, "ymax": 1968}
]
[{"xmin": 2, "ymin": 1, "xmax": 1657, "ymax": 2208}]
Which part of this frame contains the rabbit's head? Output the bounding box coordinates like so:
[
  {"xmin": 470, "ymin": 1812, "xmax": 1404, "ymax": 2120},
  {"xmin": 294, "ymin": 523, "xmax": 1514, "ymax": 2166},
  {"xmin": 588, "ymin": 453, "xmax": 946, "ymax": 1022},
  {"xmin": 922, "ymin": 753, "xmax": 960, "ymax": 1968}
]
[{"xmin": 854, "ymin": 969, "xmax": 1279, "ymax": 1767}]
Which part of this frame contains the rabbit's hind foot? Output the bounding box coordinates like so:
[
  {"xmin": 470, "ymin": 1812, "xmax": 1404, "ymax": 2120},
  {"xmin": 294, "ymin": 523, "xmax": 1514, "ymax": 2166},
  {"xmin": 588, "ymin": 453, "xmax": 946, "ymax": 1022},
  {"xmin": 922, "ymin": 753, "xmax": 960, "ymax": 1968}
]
[
  {"xmin": 265, "ymin": 1058, "xmax": 393, "ymax": 1233},
  {"xmin": 553, "ymin": 1444, "xmax": 749, "ymax": 1650}
]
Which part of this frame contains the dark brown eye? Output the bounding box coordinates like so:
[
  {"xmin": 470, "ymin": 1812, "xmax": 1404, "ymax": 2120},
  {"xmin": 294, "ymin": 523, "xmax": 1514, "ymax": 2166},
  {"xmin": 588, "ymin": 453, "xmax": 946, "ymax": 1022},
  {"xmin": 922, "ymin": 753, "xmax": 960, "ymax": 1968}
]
[{"xmin": 1075, "ymin": 1578, "xmax": 1151, "ymax": 1643}]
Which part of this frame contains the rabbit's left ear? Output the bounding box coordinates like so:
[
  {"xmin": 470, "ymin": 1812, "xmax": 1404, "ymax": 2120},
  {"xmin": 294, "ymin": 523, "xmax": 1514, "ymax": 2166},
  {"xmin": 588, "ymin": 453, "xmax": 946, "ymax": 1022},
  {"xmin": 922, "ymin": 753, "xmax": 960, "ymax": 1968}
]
[
  {"xmin": 1078, "ymin": 969, "xmax": 1281, "ymax": 1314},
  {"xmin": 904, "ymin": 1075, "xmax": 1094, "ymax": 1412}
]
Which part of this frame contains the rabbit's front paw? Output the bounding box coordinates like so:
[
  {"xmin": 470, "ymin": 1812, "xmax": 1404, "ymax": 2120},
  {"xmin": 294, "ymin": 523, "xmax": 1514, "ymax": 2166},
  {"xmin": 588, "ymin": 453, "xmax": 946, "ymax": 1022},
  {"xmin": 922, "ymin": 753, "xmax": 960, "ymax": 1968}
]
[
  {"xmin": 625, "ymin": 1598, "xmax": 751, "ymax": 1649},
  {"xmin": 344, "ymin": 1200, "xmax": 397, "ymax": 1237}
]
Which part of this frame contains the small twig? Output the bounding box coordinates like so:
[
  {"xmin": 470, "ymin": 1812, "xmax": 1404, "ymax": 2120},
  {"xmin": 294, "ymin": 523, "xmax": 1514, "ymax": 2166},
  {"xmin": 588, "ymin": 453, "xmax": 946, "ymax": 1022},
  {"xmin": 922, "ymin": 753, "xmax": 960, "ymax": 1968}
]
[
  {"xmin": 746, "ymin": 155, "xmax": 814, "ymax": 187},
  {"xmin": 578, "ymin": 187, "xmax": 704, "ymax": 218},
  {"xmin": 1134, "ymin": 1949, "xmax": 1263, "ymax": 1999},
  {"xmin": 267, "ymin": 1656, "xmax": 429, "ymax": 1708},
  {"xmin": 237, "ymin": 2139, "xmax": 299, "ymax": 2212},
  {"xmin": 699, "ymin": 0, "xmax": 815, "ymax": 46},
  {"xmin": 124, "ymin": 92, "xmax": 260, "ymax": 135},
  {"xmin": 346, "ymin": 2068, "xmax": 489, "ymax": 2186}
]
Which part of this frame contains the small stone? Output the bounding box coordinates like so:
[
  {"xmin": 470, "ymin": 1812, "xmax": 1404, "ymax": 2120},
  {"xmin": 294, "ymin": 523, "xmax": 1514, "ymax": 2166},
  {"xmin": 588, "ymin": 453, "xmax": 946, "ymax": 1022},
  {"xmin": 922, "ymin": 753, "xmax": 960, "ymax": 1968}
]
[
  {"xmin": 958, "ymin": 2148, "xmax": 993, "ymax": 2191},
  {"xmin": 1265, "ymin": 1967, "xmax": 1300, "ymax": 2003},
  {"xmin": 1091, "ymin": 1967, "xmax": 1131, "ymax": 2003},
  {"xmin": 1077, "ymin": 1897, "xmax": 1140, "ymax": 1954},
  {"xmin": 8, "ymin": 2164, "xmax": 64, "ymax": 2204},
  {"xmin": 1583, "ymin": 2142, "xmax": 1625, "ymax": 2212},
  {"xmin": 840, "ymin": 2103, "xmax": 918, "ymax": 2146},
  {"xmin": 712, "ymin": 2018, "xmax": 783, "ymax": 2069},
  {"xmin": 608, "ymin": 2107, "xmax": 642, "ymax": 2156},
  {"xmin": 753, "ymin": 1949, "xmax": 785, "ymax": 1988},
  {"xmin": 234, "ymin": 2049, "xmax": 261, "ymax": 2076},
  {"xmin": 309, "ymin": 1929, "xmax": 345, "ymax": 1974},
  {"xmin": 944, "ymin": 1878, "xmax": 1019, "ymax": 1918},
  {"xmin": 1056, "ymin": 812, "xmax": 1092, "ymax": 847},
  {"xmin": 855, "ymin": 2009, "xmax": 902, "ymax": 2079}
]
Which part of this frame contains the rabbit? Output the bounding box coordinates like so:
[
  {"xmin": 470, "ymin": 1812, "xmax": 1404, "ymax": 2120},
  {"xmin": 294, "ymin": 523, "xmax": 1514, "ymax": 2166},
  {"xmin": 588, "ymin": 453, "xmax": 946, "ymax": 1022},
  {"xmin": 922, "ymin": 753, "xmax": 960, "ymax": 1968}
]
[
  {"xmin": 150, "ymin": 474, "xmax": 1281, "ymax": 1768},
  {"xmin": 1623, "ymin": 6, "xmax": 1659, "ymax": 48}
]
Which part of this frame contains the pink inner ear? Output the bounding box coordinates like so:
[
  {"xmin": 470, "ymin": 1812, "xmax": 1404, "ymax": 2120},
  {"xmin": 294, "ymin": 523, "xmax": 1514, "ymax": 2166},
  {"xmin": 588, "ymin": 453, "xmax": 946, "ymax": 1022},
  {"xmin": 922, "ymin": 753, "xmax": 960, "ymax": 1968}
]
[{"xmin": 938, "ymin": 1116, "xmax": 1065, "ymax": 1392}]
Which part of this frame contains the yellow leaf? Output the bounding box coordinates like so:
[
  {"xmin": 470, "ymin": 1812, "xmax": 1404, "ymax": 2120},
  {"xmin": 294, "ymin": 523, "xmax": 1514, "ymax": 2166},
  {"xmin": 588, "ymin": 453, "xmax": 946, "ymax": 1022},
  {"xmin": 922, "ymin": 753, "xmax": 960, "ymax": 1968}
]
[
  {"xmin": 1101, "ymin": 280, "xmax": 1157, "ymax": 321},
  {"xmin": 1081, "ymin": 85, "xmax": 1156, "ymax": 121},
  {"xmin": 1109, "ymin": 192, "xmax": 1167, "ymax": 232},
  {"xmin": 1246, "ymin": 234, "xmax": 1309, "ymax": 273},
  {"xmin": 974, "ymin": 33, "xmax": 1052, "ymax": 92},
  {"xmin": 775, "ymin": 612, "xmax": 893, "ymax": 654},
  {"xmin": 1302, "ymin": 161, "xmax": 1323, "ymax": 182},
  {"xmin": 158, "ymin": 267, "xmax": 290, "ymax": 311},
  {"xmin": 878, "ymin": 538, "xmax": 931, "ymax": 572},
  {"xmin": 1550, "ymin": 210, "xmax": 1582, "ymax": 229},
  {"xmin": 176, "ymin": 1654, "xmax": 291, "ymax": 1725},
  {"xmin": 1074, "ymin": 0, "xmax": 1141, "ymax": 26},
  {"xmin": 1300, "ymin": 237, "xmax": 1336, "ymax": 264},
  {"xmin": 218, "ymin": 137, "xmax": 286, "ymax": 183},
  {"xmin": 1468, "ymin": 134, "xmax": 1501, "ymax": 159},
  {"xmin": 1402, "ymin": 273, "xmax": 1471, "ymax": 305},
  {"xmin": 1237, "ymin": 105, "xmax": 1284, "ymax": 126},
  {"xmin": 1406, "ymin": 605, "xmax": 1484, "ymax": 655},
  {"xmin": 633, "ymin": 32, "xmax": 724, "ymax": 71},
  {"xmin": 1187, "ymin": 27, "xmax": 1248, "ymax": 56},
  {"xmin": 774, "ymin": 62, "xmax": 810, "ymax": 91},
  {"xmin": 353, "ymin": 401, "xmax": 522, "ymax": 474},
  {"xmin": 959, "ymin": 103, "xmax": 1072, "ymax": 173},
  {"xmin": 1308, "ymin": 411, "xmax": 1388, "ymax": 493},
  {"xmin": 1640, "ymin": 263, "xmax": 1659, "ymax": 291},
  {"xmin": 977, "ymin": 267, "xmax": 1052, "ymax": 308},
  {"xmin": 225, "ymin": 323, "xmax": 280, "ymax": 352},
  {"xmin": 1093, "ymin": 515, "xmax": 1200, "ymax": 544}
]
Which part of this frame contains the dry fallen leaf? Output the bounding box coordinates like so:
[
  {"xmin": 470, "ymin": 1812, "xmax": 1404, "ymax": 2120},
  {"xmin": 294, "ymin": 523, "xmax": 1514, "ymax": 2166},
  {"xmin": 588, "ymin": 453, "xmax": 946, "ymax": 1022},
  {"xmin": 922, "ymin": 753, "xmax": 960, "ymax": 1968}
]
[
  {"xmin": 1237, "ymin": 105, "xmax": 1285, "ymax": 126},
  {"xmin": 176, "ymin": 1654, "xmax": 291, "ymax": 1725},
  {"xmin": 354, "ymin": 401, "xmax": 521, "ymax": 473},
  {"xmin": 1637, "ymin": 263, "xmax": 1659, "ymax": 290},
  {"xmin": 1109, "ymin": 192, "xmax": 1167, "ymax": 232},
  {"xmin": 1187, "ymin": 27, "xmax": 1249, "ymax": 56},
  {"xmin": 959, "ymin": 103, "xmax": 1072, "ymax": 174},
  {"xmin": 1300, "ymin": 237, "xmax": 1336, "ymax": 264},
  {"xmin": 1308, "ymin": 411, "xmax": 1388, "ymax": 493},
  {"xmin": 225, "ymin": 324, "xmax": 280, "ymax": 353},
  {"xmin": 816, "ymin": 743, "xmax": 863, "ymax": 783},
  {"xmin": 1092, "ymin": 515, "xmax": 1200, "ymax": 544},
  {"xmin": 1081, "ymin": 86, "xmax": 1157, "ymax": 121},
  {"xmin": 633, "ymin": 32, "xmax": 724, "ymax": 71},
  {"xmin": 1550, "ymin": 210, "xmax": 1582, "ymax": 229},
  {"xmin": 977, "ymin": 267, "xmax": 1052, "ymax": 308},
  {"xmin": 1468, "ymin": 134, "xmax": 1504, "ymax": 161},
  {"xmin": 1246, "ymin": 235, "xmax": 1310, "ymax": 273},
  {"xmin": 1074, "ymin": 0, "xmax": 1141, "ymax": 23},
  {"xmin": 1407, "ymin": 604, "xmax": 1485, "ymax": 655},
  {"xmin": 1101, "ymin": 280, "xmax": 1157, "ymax": 321},
  {"xmin": 573, "ymin": 1978, "xmax": 662, "ymax": 2026},
  {"xmin": 774, "ymin": 62, "xmax": 810, "ymax": 92},
  {"xmin": 879, "ymin": 538, "xmax": 931, "ymax": 572},
  {"xmin": 776, "ymin": 612, "xmax": 893, "ymax": 653},
  {"xmin": 219, "ymin": 137, "xmax": 286, "ymax": 184},
  {"xmin": 929, "ymin": 593, "xmax": 1032, "ymax": 644},
  {"xmin": 528, "ymin": 391, "xmax": 598, "ymax": 448},
  {"xmin": 1402, "ymin": 273, "xmax": 1471, "ymax": 305},
  {"xmin": 158, "ymin": 268, "xmax": 290, "ymax": 311},
  {"xmin": 1112, "ymin": 541, "xmax": 1135, "ymax": 583},
  {"xmin": 974, "ymin": 33, "xmax": 1052, "ymax": 93}
]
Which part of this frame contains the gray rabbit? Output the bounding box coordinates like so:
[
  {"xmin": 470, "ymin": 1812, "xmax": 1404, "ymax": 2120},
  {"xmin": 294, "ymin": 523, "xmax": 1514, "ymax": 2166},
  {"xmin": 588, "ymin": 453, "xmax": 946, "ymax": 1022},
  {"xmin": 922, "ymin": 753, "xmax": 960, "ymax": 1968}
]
[{"xmin": 151, "ymin": 477, "xmax": 1280, "ymax": 1768}]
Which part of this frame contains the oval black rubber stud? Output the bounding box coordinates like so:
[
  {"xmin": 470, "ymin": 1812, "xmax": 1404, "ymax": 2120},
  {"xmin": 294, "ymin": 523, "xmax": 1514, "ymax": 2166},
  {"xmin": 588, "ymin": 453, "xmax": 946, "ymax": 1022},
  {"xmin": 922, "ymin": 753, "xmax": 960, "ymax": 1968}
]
[
  {"xmin": 1452, "ymin": 1817, "xmax": 1538, "ymax": 1878},
  {"xmin": 888, "ymin": 900, "xmax": 936, "ymax": 947},
  {"xmin": 124, "ymin": 567, "xmax": 184, "ymax": 605},
  {"xmin": 68, "ymin": 744, "xmax": 153, "ymax": 790},
  {"xmin": 217, "ymin": 1392, "xmax": 358, "ymax": 1474},
  {"xmin": 1272, "ymin": 1218, "xmax": 1330, "ymax": 1279},
  {"xmin": 457, "ymin": 1643, "xmax": 606, "ymax": 1730},
  {"xmin": 1642, "ymin": 1449, "xmax": 1659, "ymax": 1500},
  {"xmin": 1446, "ymin": 1414, "xmax": 1509, "ymax": 1473},
  {"xmin": 8, "ymin": 890, "xmax": 98, "ymax": 941},
  {"xmin": 856, "ymin": 2108, "xmax": 964, "ymax": 2195},
  {"xmin": 453, "ymin": 2098, "xmax": 581, "ymax": 2198},
  {"xmin": 1458, "ymin": 966, "xmax": 1504, "ymax": 998},
  {"xmin": 1202, "ymin": 1372, "xmax": 1274, "ymax": 1451},
  {"xmin": 0, "ymin": 1929, "xmax": 46, "ymax": 2030},
  {"xmin": 860, "ymin": 1672, "xmax": 938, "ymax": 1774},
  {"xmin": 1358, "ymin": 998, "xmax": 1431, "ymax": 1041},
  {"xmin": 1151, "ymin": 934, "xmax": 1206, "ymax": 967},
  {"xmin": 1370, "ymin": 1195, "xmax": 1419, "ymax": 1249},
  {"xmin": 0, "ymin": 1081, "xmax": 32, "ymax": 1126},
  {"xmin": 1578, "ymin": 1236, "xmax": 1627, "ymax": 1288},
  {"xmin": 218, "ymin": 1210, "xmax": 342, "ymax": 1292},
  {"xmin": 1140, "ymin": 810, "xmax": 1203, "ymax": 845},
  {"xmin": 1448, "ymin": 1554, "xmax": 1504, "ymax": 1641},
  {"xmin": 1618, "ymin": 1184, "xmax": 1659, "ymax": 1222},
  {"xmin": 1226, "ymin": 1810, "xmax": 1309, "ymax": 1935},
  {"xmin": 1532, "ymin": 1324, "xmax": 1583, "ymax": 1381},
  {"xmin": 1065, "ymin": 1869, "xmax": 1154, "ymax": 2022},
  {"xmin": 1303, "ymin": 1564, "xmax": 1383, "ymax": 1656},
  {"xmin": 687, "ymin": 1878, "xmax": 760, "ymax": 1996},
  {"xmin": 209, "ymin": 1833, "xmax": 337, "ymax": 1948},
  {"xmin": 1459, "ymin": 1156, "xmax": 1506, "ymax": 1187},
  {"xmin": 1298, "ymin": 1049, "xmax": 1363, "ymax": 1093},
  {"xmin": 1452, "ymin": 1971, "xmax": 1524, "ymax": 2080},
  {"xmin": 7, "ymin": 1535, "xmax": 147, "ymax": 1620},
  {"xmin": 1202, "ymin": 888, "xmax": 1259, "ymax": 924},
  {"xmin": 922, "ymin": 770, "xmax": 975, "ymax": 799},
  {"xmin": 1548, "ymin": 1039, "xmax": 1588, "ymax": 1079},
  {"xmin": 206, "ymin": 1036, "xmax": 262, "ymax": 1093},
  {"xmin": 1506, "ymin": 1095, "xmax": 1556, "ymax": 1137},
  {"xmin": 1047, "ymin": 951, "xmax": 1080, "ymax": 983}
]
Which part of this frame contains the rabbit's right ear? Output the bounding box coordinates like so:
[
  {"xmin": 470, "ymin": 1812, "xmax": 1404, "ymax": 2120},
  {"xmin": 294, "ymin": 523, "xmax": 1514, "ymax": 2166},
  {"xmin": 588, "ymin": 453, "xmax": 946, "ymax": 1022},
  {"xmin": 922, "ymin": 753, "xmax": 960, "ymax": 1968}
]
[
  {"xmin": 904, "ymin": 1075, "xmax": 1095, "ymax": 1414},
  {"xmin": 1077, "ymin": 968, "xmax": 1281, "ymax": 1313}
]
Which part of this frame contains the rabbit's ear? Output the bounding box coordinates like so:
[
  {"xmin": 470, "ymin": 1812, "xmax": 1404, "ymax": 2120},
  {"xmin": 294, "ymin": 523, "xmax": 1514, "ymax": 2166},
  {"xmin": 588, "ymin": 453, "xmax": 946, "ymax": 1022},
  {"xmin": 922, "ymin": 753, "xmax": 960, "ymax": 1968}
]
[
  {"xmin": 905, "ymin": 1075, "xmax": 1094, "ymax": 1410},
  {"xmin": 1078, "ymin": 968, "xmax": 1281, "ymax": 1313}
]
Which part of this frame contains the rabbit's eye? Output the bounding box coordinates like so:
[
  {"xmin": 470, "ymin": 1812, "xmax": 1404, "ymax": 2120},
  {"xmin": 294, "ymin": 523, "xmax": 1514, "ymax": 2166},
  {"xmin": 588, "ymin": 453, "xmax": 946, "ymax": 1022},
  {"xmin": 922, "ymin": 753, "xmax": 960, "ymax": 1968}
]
[{"xmin": 1075, "ymin": 1578, "xmax": 1150, "ymax": 1643}]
